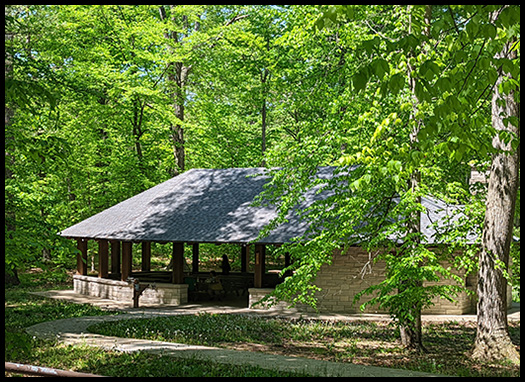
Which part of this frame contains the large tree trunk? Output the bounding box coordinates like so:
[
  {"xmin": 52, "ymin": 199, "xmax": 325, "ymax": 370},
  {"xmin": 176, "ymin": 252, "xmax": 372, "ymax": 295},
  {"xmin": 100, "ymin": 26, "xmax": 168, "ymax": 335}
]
[
  {"xmin": 169, "ymin": 61, "xmax": 188, "ymax": 175},
  {"xmin": 472, "ymin": 24, "xmax": 520, "ymax": 364}
]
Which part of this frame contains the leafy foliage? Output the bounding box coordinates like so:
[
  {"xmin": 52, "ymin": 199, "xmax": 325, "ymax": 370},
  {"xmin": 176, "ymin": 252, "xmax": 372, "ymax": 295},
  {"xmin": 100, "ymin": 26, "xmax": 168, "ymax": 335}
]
[
  {"xmin": 257, "ymin": 4, "xmax": 520, "ymax": 344},
  {"xmin": 4, "ymin": 5, "xmax": 520, "ymax": 350}
]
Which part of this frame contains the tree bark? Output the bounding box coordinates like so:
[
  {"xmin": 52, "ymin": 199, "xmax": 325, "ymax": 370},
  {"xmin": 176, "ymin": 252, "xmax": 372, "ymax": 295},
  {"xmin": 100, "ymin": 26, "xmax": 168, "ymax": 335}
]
[
  {"xmin": 472, "ymin": 25, "xmax": 520, "ymax": 364},
  {"xmin": 159, "ymin": 5, "xmax": 193, "ymax": 175},
  {"xmin": 5, "ymin": 12, "xmax": 20, "ymax": 286},
  {"xmin": 132, "ymin": 95, "xmax": 145, "ymax": 164},
  {"xmin": 397, "ymin": 4, "xmax": 432, "ymax": 352}
]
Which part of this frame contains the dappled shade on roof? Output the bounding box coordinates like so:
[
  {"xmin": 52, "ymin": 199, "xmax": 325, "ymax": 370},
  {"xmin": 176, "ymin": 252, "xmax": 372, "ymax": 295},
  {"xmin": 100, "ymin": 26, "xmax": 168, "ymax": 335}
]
[
  {"xmin": 59, "ymin": 168, "xmax": 315, "ymax": 244},
  {"xmin": 59, "ymin": 167, "xmax": 475, "ymax": 245}
]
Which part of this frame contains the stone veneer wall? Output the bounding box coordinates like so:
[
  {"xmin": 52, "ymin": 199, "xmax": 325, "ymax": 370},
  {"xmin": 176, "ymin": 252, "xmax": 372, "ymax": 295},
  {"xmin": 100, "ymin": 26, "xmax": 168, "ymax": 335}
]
[
  {"xmin": 73, "ymin": 275, "xmax": 188, "ymax": 306},
  {"xmin": 249, "ymin": 247, "xmax": 480, "ymax": 315}
]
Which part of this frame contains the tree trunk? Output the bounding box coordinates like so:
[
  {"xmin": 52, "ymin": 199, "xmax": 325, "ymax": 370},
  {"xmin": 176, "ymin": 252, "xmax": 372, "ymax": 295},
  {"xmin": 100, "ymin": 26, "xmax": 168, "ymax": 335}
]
[
  {"xmin": 398, "ymin": 279, "xmax": 424, "ymax": 352},
  {"xmin": 5, "ymin": 16, "xmax": 20, "ymax": 286},
  {"xmin": 472, "ymin": 29, "xmax": 520, "ymax": 364},
  {"xmin": 159, "ymin": 5, "xmax": 193, "ymax": 175},
  {"xmin": 132, "ymin": 95, "xmax": 145, "ymax": 164},
  {"xmin": 5, "ymin": 269, "xmax": 20, "ymax": 286},
  {"xmin": 397, "ymin": 4, "xmax": 432, "ymax": 352},
  {"xmin": 171, "ymin": 62, "xmax": 186, "ymax": 174}
]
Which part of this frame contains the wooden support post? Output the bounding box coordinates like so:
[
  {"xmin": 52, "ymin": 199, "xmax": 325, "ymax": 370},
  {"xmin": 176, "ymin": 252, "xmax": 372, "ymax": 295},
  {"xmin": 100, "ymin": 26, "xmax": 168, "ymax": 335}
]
[
  {"xmin": 172, "ymin": 242, "xmax": 184, "ymax": 284},
  {"xmin": 76, "ymin": 239, "xmax": 88, "ymax": 276},
  {"xmin": 284, "ymin": 252, "xmax": 291, "ymax": 268},
  {"xmin": 121, "ymin": 242, "xmax": 132, "ymax": 281},
  {"xmin": 192, "ymin": 243, "xmax": 199, "ymax": 274},
  {"xmin": 254, "ymin": 244, "xmax": 265, "ymax": 288},
  {"xmin": 110, "ymin": 241, "xmax": 120, "ymax": 275},
  {"xmin": 284, "ymin": 252, "xmax": 292, "ymax": 278},
  {"xmin": 141, "ymin": 242, "xmax": 151, "ymax": 272},
  {"xmin": 98, "ymin": 240, "xmax": 109, "ymax": 278},
  {"xmin": 241, "ymin": 245, "xmax": 248, "ymax": 273}
]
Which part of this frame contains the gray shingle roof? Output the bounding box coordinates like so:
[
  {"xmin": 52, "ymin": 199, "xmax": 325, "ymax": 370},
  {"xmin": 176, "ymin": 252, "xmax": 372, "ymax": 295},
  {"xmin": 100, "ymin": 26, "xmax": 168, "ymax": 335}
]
[
  {"xmin": 59, "ymin": 167, "xmax": 309, "ymax": 244},
  {"xmin": 59, "ymin": 167, "xmax": 476, "ymax": 245}
]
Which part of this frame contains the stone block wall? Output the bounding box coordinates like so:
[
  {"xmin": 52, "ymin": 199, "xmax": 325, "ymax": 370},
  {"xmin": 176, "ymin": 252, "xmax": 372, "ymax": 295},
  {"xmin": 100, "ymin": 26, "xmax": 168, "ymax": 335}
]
[
  {"xmin": 73, "ymin": 275, "xmax": 188, "ymax": 306},
  {"xmin": 313, "ymin": 248, "xmax": 478, "ymax": 314},
  {"xmin": 249, "ymin": 247, "xmax": 479, "ymax": 315},
  {"xmin": 312, "ymin": 247, "xmax": 387, "ymax": 314},
  {"xmin": 248, "ymin": 288, "xmax": 296, "ymax": 311}
]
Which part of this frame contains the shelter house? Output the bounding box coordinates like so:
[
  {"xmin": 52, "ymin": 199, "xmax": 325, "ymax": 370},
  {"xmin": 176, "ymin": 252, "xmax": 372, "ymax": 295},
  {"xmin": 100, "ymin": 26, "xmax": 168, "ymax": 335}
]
[{"xmin": 59, "ymin": 167, "xmax": 500, "ymax": 314}]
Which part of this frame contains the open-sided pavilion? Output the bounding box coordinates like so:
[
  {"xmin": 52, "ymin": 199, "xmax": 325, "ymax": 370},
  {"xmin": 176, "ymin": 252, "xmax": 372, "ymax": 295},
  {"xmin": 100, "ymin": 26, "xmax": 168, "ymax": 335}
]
[
  {"xmin": 59, "ymin": 167, "xmax": 327, "ymax": 307},
  {"xmin": 60, "ymin": 166, "xmax": 501, "ymax": 314}
]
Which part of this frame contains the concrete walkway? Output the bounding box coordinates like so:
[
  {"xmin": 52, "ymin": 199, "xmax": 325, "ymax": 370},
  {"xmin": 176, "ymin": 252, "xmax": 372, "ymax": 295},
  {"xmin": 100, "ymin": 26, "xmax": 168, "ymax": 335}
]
[
  {"xmin": 26, "ymin": 313, "xmax": 437, "ymax": 378},
  {"xmin": 27, "ymin": 290, "xmax": 520, "ymax": 377}
]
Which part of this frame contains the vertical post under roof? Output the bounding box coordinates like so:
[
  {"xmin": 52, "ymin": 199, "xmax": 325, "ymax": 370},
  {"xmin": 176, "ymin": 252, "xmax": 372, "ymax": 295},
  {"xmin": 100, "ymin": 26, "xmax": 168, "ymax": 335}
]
[
  {"xmin": 121, "ymin": 242, "xmax": 132, "ymax": 281},
  {"xmin": 110, "ymin": 241, "xmax": 120, "ymax": 275},
  {"xmin": 254, "ymin": 244, "xmax": 265, "ymax": 288},
  {"xmin": 141, "ymin": 242, "xmax": 151, "ymax": 272},
  {"xmin": 284, "ymin": 252, "xmax": 292, "ymax": 278},
  {"xmin": 241, "ymin": 245, "xmax": 249, "ymax": 273},
  {"xmin": 98, "ymin": 240, "xmax": 109, "ymax": 278},
  {"xmin": 76, "ymin": 239, "xmax": 88, "ymax": 276},
  {"xmin": 172, "ymin": 242, "xmax": 184, "ymax": 284},
  {"xmin": 192, "ymin": 243, "xmax": 199, "ymax": 274}
]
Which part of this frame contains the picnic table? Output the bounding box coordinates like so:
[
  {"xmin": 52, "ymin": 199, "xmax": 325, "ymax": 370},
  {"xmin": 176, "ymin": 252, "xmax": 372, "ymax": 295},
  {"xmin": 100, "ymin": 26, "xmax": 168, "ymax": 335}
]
[{"xmin": 185, "ymin": 273, "xmax": 254, "ymax": 301}]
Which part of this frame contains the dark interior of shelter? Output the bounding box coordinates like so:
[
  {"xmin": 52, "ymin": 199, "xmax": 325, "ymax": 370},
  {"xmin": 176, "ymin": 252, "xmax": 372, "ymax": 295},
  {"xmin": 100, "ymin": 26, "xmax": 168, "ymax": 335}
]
[{"xmin": 79, "ymin": 239, "xmax": 291, "ymax": 308}]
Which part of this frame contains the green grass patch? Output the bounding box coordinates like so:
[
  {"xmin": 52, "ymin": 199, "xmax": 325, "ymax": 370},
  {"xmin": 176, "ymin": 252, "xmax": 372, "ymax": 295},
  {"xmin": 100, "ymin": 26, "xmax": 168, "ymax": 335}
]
[
  {"xmin": 5, "ymin": 285, "xmax": 311, "ymax": 377},
  {"xmin": 89, "ymin": 313, "xmax": 396, "ymax": 347},
  {"xmin": 6, "ymin": 340, "xmax": 309, "ymax": 377},
  {"xmin": 90, "ymin": 313, "xmax": 520, "ymax": 377}
]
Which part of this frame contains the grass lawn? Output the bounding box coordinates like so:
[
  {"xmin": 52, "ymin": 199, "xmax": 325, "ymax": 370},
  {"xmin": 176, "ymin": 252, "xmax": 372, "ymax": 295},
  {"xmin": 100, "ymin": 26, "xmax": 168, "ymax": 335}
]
[
  {"xmin": 90, "ymin": 313, "xmax": 520, "ymax": 377},
  {"xmin": 4, "ymin": 270, "xmax": 520, "ymax": 378},
  {"xmin": 4, "ymin": 284, "xmax": 310, "ymax": 377}
]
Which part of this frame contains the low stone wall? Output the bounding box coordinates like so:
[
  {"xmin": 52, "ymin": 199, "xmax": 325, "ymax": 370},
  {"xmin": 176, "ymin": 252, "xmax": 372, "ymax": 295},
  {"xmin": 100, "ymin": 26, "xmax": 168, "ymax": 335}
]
[{"xmin": 73, "ymin": 275, "xmax": 188, "ymax": 306}]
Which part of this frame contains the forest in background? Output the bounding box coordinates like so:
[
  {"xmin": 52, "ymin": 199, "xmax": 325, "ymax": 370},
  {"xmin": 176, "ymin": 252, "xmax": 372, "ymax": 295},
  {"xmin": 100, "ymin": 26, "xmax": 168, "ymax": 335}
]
[
  {"xmin": 5, "ymin": 5, "xmax": 519, "ymax": 299},
  {"xmin": 4, "ymin": 4, "xmax": 521, "ymax": 362},
  {"xmin": 6, "ymin": 5, "xmax": 332, "ymax": 277}
]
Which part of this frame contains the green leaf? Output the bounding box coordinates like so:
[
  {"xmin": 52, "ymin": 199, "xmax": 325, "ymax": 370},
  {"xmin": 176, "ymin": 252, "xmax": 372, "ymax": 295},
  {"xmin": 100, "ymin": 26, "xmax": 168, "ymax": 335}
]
[
  {"xmin": 414, "ymin": 81, "xmax": 430, "ymax": 102},
  {"xmin": 352, "ymin": 72, "xmax": 368, "ymax": 92},
  {"xmin": 387, "ymin": 159, "xmax": 402, "ymax": 174},
  {"xmin": 326, "ymin": 6, "xmax": 338, "ymax": 23},
  {"xmin": 481, "ymin": 23, "xmax": 497, "ymax": 40},
  {"xmin": 420, "ymin": 60, "xmax": 440, "ymax": 82},
  {"xmin": 314, "ymin": 16, "xmax": 325, "ymax": 30},
  {"xmin": 466, "ymin": 18, "xmax": 479, "ymax": 38},
  {"xmin": 497, "ymin": 6, "xmax": 520, "ymax": 28},
  {"xmin": 435, "ymin": 77, "xmax": 452, "ymax": 92},
  {"xmin": 389, "ymin": 73, "xmax": 405, "ymax": 95},
  {"xmin": 372, "ymin": 58, "xmax": 390, "ymax": 79},
  {"xmin": 344, "ymin": 5, "xmax": 355, "ymax": 20}
]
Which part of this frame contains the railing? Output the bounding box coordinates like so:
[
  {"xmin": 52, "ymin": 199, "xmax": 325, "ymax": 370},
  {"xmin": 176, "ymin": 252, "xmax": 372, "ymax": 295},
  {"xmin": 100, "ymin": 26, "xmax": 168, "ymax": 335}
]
[{"xmin": 5, "ymin": 362, "xmax": 105, "ymax": 377}]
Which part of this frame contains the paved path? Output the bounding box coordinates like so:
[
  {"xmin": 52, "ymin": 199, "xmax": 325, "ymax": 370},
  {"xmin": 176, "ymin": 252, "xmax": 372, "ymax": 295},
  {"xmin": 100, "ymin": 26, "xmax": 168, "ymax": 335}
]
[
  {"xmin": 27, "ymin": 290, "xmax": 520, "ymax": 377},
  {"xmin": 26, "ymin": 313, "xmax": 440, "ymax": 378}
]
